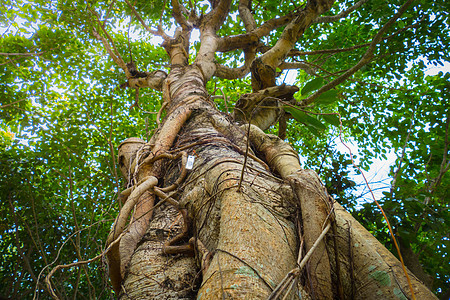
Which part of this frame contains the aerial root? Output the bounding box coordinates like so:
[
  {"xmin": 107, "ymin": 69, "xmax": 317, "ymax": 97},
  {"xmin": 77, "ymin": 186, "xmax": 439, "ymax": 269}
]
[
  {"xmin": 107, "ymin": 176, "xmax": 159, "ymax": 245},
  {"xmin": 107, "ymin": 146, "xmax": 192, "ymax": 292},
  {"xmin": 268, "ymin": 223, "xmax": 331, "ymax": 300}
]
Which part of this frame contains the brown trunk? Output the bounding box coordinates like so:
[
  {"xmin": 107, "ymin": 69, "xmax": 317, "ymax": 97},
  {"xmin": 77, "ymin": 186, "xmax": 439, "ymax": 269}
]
[
  {"xmin": 398, "ymin": 237, "xmax": 433, "ymax": 288},
  {"xmin": 111, "ymin": 65, "xmax": 437, "ymax": 299}
]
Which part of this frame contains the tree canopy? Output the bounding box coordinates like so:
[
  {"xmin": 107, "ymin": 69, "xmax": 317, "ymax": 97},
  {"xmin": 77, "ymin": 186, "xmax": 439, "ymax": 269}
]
[{"xmin": 0, "ymin": 0, "xmax": 449, "ymax": 298}]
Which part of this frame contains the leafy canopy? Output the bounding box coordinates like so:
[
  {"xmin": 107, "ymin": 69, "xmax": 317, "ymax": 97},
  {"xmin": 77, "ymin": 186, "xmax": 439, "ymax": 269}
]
[{"xmin": 0, "ymin": 0, "xmax": 449, "ymax": 298}]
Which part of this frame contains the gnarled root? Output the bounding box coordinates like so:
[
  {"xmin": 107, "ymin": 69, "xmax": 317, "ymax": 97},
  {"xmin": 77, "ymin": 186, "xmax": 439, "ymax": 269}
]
[
  {"xmin": 106, "ymin": 176, "xmax": 158, "ymax": 293},
  {"xmin": 243, "ymin": 124, "xmax": 334, "ymax": 298}
]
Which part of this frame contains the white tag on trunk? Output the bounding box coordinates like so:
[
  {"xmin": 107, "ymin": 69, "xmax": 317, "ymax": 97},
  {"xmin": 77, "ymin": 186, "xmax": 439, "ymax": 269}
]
[{"xmin": 186, "ymin": 155, "xmax": 195, "ymax": 170}]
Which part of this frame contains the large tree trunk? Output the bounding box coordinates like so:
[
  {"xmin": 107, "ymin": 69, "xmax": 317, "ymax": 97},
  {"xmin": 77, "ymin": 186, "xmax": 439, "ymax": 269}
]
[{"xmin": 112, "ymin": 65, "xmax": 436, "ymax": 299}]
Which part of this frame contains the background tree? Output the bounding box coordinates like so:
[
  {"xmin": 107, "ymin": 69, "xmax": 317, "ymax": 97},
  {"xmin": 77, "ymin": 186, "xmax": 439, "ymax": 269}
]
[{"xmin": 0, "ymin": 0, "xmax": 448, "ymax": 299}]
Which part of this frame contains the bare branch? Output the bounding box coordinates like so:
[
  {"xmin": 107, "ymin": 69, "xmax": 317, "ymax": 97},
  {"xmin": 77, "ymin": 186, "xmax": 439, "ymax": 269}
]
[
  {"xmin": 259, "ymin": 0, "xmax": 334, "ymax": 70},
  {"xmin": 171, "ymin": 0, "xmax": 191, "ymax": 29},
  {"xmin": 214, "ymin": 63, "xmax": 250, "ymax": 80},
  {"xmin": 299, "ymin": 0, "xmax": 416, "ymax": 107},
  {"xmin": 214, "ymin": 49, "xmax": 255, "ymax": 79},
  {"xmin": 217, "ymin": 10, "xmax": 300, "ymax": 52},
  {"xmin": 314, "ymin": 0, "xmax": 368, "ymax": 23},
  {"xmin": 92, "ymin": 27, "xmax": 131, "ymax": 78},
  {"xmin": 0, "ymin": 98, "xmax": 28, "ymax": 109},
  {"xmin": 248, "ymin": 0, "xmax": 333, "ymax": 90},
  {"xmin": 193, "ymin": 0, "xmax": 237, "ymax": 81},
  {"xmin": 217, "ymin": 33, "xmax": 259, "ymax": 52},
  {"xmin": 0, "ymin": 52, "xmax": 43, "ymax": 56},
  {"xmin": 278, "ymin": 61, "xmax": 316, "ymax": 75},
  {"xmin": 102, "ymin": 0, "xmax": 117, "ymax": 27}
]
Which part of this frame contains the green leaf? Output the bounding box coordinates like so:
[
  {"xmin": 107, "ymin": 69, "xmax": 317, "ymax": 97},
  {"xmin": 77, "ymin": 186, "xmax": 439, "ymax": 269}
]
[
  {"xmin": 284, "ymin": 106, "xmax": 326, "ymax": 131},
  {"xmin": 284, "ymin": 106, "xmax": 307, "ymax": 122},
  {"xmin": 316, "ymin": 90, "xmax": 339, "ymax": 105},
  {"xmin": 322, "ymin": 114, "xmax": 340, "ymax": 126},
  {"xmin": 301, "ymin": 77, "xmax": 323, "ymax": 96},
  {"xmin": 305, "ymin": 124, "xmax": 319, "ymax": 136},
  {"xmin": 304, "ymin": 114, "xmax": 327, "ymax": 130}
]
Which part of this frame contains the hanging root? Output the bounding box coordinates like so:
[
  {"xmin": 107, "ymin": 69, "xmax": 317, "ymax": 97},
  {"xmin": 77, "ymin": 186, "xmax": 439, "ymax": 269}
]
[
  {"xmin": 243, "ymin": 123, "xmax": 335, "ymax": 299},
  {"xmin": 268, "ymin": 223, "xmax": 332, "ymax": 300},
  {"xmin": 240, "ymin": 124, "xmax": 300, "ymax": 177},
  {"xmin": 106, "ymin": 176, "xmax": 158, "ymax": 293},
  {"xmin": 107, "ymin": 150, "xmax": 191, "ymax": 293},
  {"xmin": 107, "ymin": 105, "xmax": 195, "ymax": 293}
]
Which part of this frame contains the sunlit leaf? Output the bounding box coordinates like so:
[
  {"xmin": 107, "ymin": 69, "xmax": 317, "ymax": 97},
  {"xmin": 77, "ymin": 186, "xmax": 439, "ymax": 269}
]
[
  {"xmin": 301, "ymin": 77, "xmax": 323, "ymax": 96},
  {"xmin": 316, "ymin": 90, "xmax": 339, "ymax": 105},
  {"xmin": 284, "ymin": 106, "xmax": 326, "ymax": 131},
  {"xmin": 322, "ymin": 114, "xmax": 340, "ymax": 126}
]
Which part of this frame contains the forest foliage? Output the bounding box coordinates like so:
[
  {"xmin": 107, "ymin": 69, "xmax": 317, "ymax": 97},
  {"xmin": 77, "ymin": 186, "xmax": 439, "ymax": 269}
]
[{"xmin": 0, "ymin": 0, "xmax": 449, "ymax": 298}]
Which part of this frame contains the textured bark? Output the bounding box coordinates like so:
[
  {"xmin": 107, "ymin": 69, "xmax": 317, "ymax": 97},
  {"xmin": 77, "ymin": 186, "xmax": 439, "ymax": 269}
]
[
  {"xmin": 333, "ymin": 203, "xmax": 437, "ymax": 299},
  {"xmin": 245, "ymin": 124, "xmax": 437, "ymax": 300},
  {"xmin": 398, "ymin": 237, "xmax": 434, "ymax": 289},
  {"xmin": 120, "ymin": 203, "xmax": 198, "ymax": 299},
  {"xmin": 178, "ymin": 116, "xmax": 298, "ymax": 299},
  {"xmin": 109, "ymin": 66, "xmax": 437, "ymax": 300}
]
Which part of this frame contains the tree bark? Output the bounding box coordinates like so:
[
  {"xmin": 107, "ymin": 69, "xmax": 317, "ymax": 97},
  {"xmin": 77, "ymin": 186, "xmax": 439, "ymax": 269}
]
[{"xmin": 112, "ymin": 65, "xmax": 437, "ymax": 299}]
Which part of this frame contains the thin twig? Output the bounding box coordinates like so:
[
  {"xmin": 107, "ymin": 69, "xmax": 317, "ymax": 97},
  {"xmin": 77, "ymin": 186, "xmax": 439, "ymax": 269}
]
[
  {"xmin": 0, "ymin": 51, "xmax": 44, "ymax": 56},
  {"xmin": 314, "ymin": 0, "xmax": 369, "ymax": 23},
  {"xmin": 102, "ymin": 0, "xmax": 117, "ymax": 27},
  {"xmin": 299, "ymin": 0, "xmax": 417, "ymax": 106},
  {"xmin": 124, "ymin": 0, "xmax": 165, "ymax": 37},
  {"xmin": 390, "ymin": 111, "xmax": 415, "ymax": 196},
  {"xmin": 0, "ymin": 98, "xmax": 27, "ymax": 109},
  {"xmin": 45, "ymin": 231, "xmax": 127, "ymax": 300},
  {"xmin": 34, "ymin": 218, "xmax": 114, "ymax": 300}
]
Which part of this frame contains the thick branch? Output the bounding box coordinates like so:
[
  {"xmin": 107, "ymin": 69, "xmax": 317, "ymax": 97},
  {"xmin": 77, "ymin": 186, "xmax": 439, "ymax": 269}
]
[
  {"xmin": 171, "ymin": 0, "xmax": 191, "ymax": 29},
  {"xmin": 216, "ymin": 12, "xmax": 298, "ymax": 52},
  {"xmin": 259, "ymin": 0, "xmax": 335, "ymax": 70},
  {"xmin": 250, "ymin": 0, "xmax": 334, "ymax": 90},
  {"xmin": 216, "ymin": 33, "xmax": 259, "ymax": 52},
  {"xmin": 238, "ymin": 0, "xmax": 257, "ymax": 32},
  {"xmin": 194, "ymin": 28, "xmax": 218, "ymax": 80},
  {"xmin": 127, "ymin": 70, "xmax": 168, "ymax": 90},
  {"xmin": 278, "ymin": 61, "xmax": 316, "ymax": 75},
  {"xmin": 203, "ymin": 0, "xmax": 233, "ymax": 31},
  {"xmin": 299, "ymin": 0, "xmax": 415, "ymax": 106},
  {"xmin": 162, "ymin": 27, "xmax": 191, "ymax": 66},
  {"xmin": 214, "ymin": 48, "xmax": 255, "ymax": 79}
]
